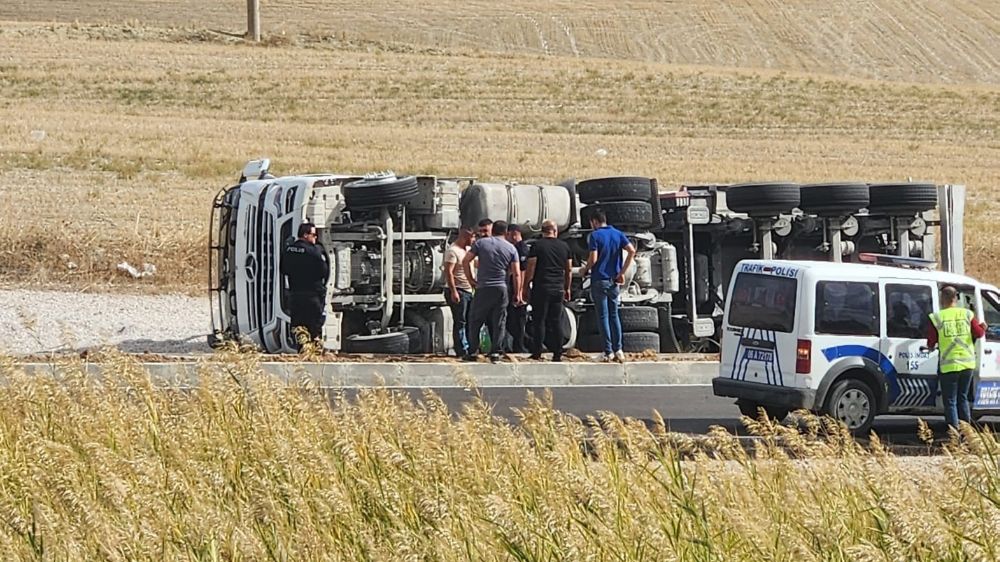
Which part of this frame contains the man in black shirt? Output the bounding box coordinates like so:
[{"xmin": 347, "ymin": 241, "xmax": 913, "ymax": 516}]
[
  {"xmin": 523, "ymin": 219, "xmax": 572, "ymax": 361},
  {"xmin": 504, "ymin": 223, "xmax": 530, "ymax": 353},
  {"xmin": 280, "ymin": 222, "xmax": 329, "ymax": 348}
]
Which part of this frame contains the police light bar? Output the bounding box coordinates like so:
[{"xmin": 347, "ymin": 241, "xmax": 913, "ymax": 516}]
[{"xmin": 858, "ymin": 253, "xmax": 936, "ymax": 270}]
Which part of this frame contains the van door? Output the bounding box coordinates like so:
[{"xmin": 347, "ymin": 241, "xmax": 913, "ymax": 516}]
[
  {"xmin": 720, "ymin": 269, "xmax": 799, "ymax": 387},
  {"xmin": 880, "ymin": 281, "xmax": 938, "ymax": 411},
  {"xmin": 973, "ymin": 289, "xmax": 1000, "ymax": 412}
]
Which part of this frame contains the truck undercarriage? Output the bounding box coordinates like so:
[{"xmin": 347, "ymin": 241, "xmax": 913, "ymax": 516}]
[{"xmin": 209, "ymin": 159, "xmax": 965, "ymax": 356}]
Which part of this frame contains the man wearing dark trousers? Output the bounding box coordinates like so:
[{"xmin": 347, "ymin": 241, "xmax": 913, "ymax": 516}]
[
  {"xmin": 504, "ymin": 223, "xmax": 530, "ymax": 353},
  {"xmin": 523, "ymin": 219, "xmax": 572, "ymax": 361},
  {"xmin": 444, "ymin": 226, "xmax": 475, "ymax": 356},
  {"xmin": 281, "ymin": 222, "xmax": 329, "ymax": 348},
  {"xmin": 462, "ymin": 220, "xmax": 523, "ymax": 363}
]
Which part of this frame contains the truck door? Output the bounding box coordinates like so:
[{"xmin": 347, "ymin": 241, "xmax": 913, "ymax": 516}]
[
  {"xmin": 973, "ymin": 289, "xmax": 1000, "ymax": 412},
  {"xmin": 880, "ymin": 281, "xmax": 938, "ymax": 410}
]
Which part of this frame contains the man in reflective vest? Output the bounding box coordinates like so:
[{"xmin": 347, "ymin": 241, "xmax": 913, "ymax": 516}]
[{"xmin": 927, "ymin": 285, "xmax": 986, "ymax": 429}]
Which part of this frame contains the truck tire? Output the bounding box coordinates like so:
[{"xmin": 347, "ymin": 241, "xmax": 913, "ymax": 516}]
[
  {"xmin": 649, "ymin": 178, "xmax": 665, "ymax": 231},
  {"xmin": 344, "ymin": 175, "xmax": 419, "ymax": 210},
  {"xmin": 400, "ymin": 326, "xmax": 422, "ymax": 354},
  {"xmin": 577, "ymin": 177, "xmax": 653, "ymax": 204},
  {"xmin": 621, "ymin": 332, "xmax": 660, "ymax": 353},
  {"xmin": 580, "ymin": 201, "xmax": 653, "ymax": 230},
  {"xmin": 658, "ymin": 306, "xmax": 683, "ymax": 354},
  {"xmin": 799, "ymin": 182, "xmax": 870, "ymax": 216},
  {"xmin": 577, "ymin": 331, "xmax": 660, "ymax": 353},
  {"xmin": 825, "ymin": 378, "xmax": 877, "ymax": 436},
  {"xmin": 867, "ymin": 182, "xmax": 938, "ymax": 215},
  {"xmin": 343, "ymin": 331, "xmax": 410, "ymax": 354},
  {"xmin": 725, "ymin": 182, "xmax": 800, "ymax": 216},
  {"xmin": 579, "ymin": 306, "xmax": 659, "ymax": 334}
]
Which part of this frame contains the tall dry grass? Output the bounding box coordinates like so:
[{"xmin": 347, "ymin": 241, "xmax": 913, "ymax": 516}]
[{"xmin": 1, "ymin": 351, "xmax": 1000, "ymax": 560}]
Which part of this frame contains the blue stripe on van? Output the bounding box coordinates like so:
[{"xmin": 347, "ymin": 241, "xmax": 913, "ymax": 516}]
[{"xmin": 820, "ymin": 345, "xmax": 902, "ymax": 405}]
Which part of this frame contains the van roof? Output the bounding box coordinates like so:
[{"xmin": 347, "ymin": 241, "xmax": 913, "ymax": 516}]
[{"xmin": 738, "ymin": 259, "xmax": 982, "ymax": 287}]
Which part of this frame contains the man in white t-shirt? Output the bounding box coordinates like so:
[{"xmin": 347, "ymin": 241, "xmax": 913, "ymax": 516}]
[{"xmin": 444, "ymin": 226, "xmax": 475, "ymax": 356}]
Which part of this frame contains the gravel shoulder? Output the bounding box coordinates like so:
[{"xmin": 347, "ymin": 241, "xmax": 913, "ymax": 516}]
[{"xmin": 0, "ymin": 289, "xmax": 211, "ymax": 355}]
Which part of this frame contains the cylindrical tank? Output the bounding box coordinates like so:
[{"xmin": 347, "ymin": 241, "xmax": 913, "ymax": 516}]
[{"xmin": 459, "ymin": 182, "xmax": 575, "ymax": 234}]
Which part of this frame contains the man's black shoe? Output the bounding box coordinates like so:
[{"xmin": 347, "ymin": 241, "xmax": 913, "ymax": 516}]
[
  {"xmin": 529, "ymin": 353, "xmax": 543, "ymax": 360},
  {"xmin": 552, "ymin": 355, "xmax": 562, "ymax": 362},
  {"xmin": 461, "ymin": 354, "xmax": 478, "ymax": 362},
  {"xmin": 488, "ymin": 353, "xmax": 501, "ymax": 364}
]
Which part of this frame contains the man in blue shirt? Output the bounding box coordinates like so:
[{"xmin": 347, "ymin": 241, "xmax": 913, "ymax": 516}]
[{"xmin": 579, "ymin": 209, "xmax": 637, "ymax": 362}]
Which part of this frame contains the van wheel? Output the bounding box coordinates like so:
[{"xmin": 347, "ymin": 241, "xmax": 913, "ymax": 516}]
[
  {"xmin": 825, "ymin": 379, "xmax": 876, "ymax": 435},
  {"xmin": 737, "ymin": 401, "xmax": 789, "ymax": 421}
]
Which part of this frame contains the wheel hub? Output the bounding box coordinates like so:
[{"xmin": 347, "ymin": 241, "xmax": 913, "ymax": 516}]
[{"xmin": 836, "ymin": 389, "xmax": 870, "ymax": 429}]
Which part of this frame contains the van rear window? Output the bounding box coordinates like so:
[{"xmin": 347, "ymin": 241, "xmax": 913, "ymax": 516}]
[{"xmin": 728, "ymin": 273, "xmax": 797, "ymax": 333}]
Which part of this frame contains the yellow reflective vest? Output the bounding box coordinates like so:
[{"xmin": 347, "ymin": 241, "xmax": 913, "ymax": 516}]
[{"xmin": 929, "ymin": 307, "xmax": 977, "ymax": 373}]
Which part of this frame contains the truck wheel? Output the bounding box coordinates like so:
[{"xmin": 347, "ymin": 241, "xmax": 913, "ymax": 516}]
[
  {"xmin": 577, "ymin": 332, "xmax": 659, "ymax": 353},
  {"xmin": 737, "ymin": 401, "xmax": 789, "ymax": 421},
  {"xmin": 798, "ymin": 182, "xmax": 870, "ymax": 216},
  {"xmin": 579, "ymin": 306, "xmax": 659, "ymax": 335},
  {"xmin": 725, "ymin": 182, "xmax": 800, "ymax": 216},
  {"xmin": 621, "ymin": 332, "xmax": 660, "ymax": 353},
  {"xmin": 344, "ymin": 175, "xmax": 419, "ymax": 210},
  {"xmin": 400, "ymin": 326, "xmax": 423, "ymax": 354},
  {"xmin": 825, "ymin": 378, "xmax": 877, "ymax": 435},
  {"xmin": 343, "ymin": 331, "xmax": 410, "ymax": 354},
  {"xmin": 580, "ymin": 201, "xmax": 653, "ymax": 230},
  {"xmin": 658, "ymin": 307, "xmax": 683, "ymax": 353},
  {"xmin": 577, "ymin": 177, "xmax": 653, "ymax": 204},
  {"xmin": 867, "ymin": 182, "xmax": 938, "ymax": 215}
]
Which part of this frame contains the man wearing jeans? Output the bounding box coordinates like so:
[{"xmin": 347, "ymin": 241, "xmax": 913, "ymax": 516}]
[
  {"xmin": 443, "ymin": 226, "xmax": 475, "ymax": 356},
  {"xmin": 927, "ymin": 285, "xmax": 986, "ymax": 429},
  {"xmin": 579, "ymin": 209, "xmax": 636, "ymax": 363}
]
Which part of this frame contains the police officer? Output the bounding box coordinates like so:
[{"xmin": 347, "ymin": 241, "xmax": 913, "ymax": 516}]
[
  {"xmin": 927, "ymin": 285, "xmax": 986, "ymax": 429},
  {"xmin": 281, "ymin": 222, "xmax": 329, "ymax": 348}
]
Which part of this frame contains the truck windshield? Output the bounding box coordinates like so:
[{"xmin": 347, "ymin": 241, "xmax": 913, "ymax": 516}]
[{"xmin": 728, "ymin": 273, "xmax": 797, "ymax": 333}]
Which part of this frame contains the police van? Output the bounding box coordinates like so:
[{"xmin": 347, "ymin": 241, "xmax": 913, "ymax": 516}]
[{"xmin": 712, "ymin": 255, "xmax": 1000, "ymax": 434}]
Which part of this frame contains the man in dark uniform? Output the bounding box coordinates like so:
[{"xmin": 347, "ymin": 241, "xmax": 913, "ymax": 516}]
[
  {"xmin": 281, "ymin": 222, "xmax": 329, "ymax": 348},
  {"xmin": 504, "ymin": 223, "xmax": 530, "ymax": 353}
]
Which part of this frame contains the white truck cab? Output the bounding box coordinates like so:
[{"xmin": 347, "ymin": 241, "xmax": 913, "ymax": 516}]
[{"xmin": 713, "ymin": 255, "xmax": 1000, "ymax": 434}]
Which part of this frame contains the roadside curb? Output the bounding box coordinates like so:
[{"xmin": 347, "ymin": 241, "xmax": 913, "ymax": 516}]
[{"xmin": 12, "ymin": 360, "xmax": 720, "ymax": 388}]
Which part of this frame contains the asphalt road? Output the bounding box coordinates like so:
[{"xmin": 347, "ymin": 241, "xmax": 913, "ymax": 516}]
[{"xmin": 377, "ymin": 385, "xmax": 1000, "ymax": 446}]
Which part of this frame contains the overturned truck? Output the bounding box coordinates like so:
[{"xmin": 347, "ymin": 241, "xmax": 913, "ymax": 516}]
[{"xmin": 209, "ymin": 159, "xmax": 965, "ymax": 355}]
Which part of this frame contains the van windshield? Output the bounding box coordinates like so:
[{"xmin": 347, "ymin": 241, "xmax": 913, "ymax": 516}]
[{"xmin": 728, "ymin": 273, "xmax": 797, "ymax": 332}]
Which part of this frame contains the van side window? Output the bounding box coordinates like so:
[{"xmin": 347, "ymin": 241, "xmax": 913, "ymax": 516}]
[
  {"xmin": 982, "ymin": 291, "xmax": 1000, "ymax": 342},
  {"xmin": 815, "ymin": 281, "xmax": 879, "ymax": 336},
  {"xmin": 885, "ymin": 284, "xmax": 932, "ymax": 339}
]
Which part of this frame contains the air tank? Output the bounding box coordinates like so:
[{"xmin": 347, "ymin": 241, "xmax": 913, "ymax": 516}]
[{"xmin": 459, "ymin": 182, "xmax": 576, "ymax": 233}]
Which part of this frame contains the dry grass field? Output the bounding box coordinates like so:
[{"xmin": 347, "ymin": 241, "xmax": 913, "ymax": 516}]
[
  {"xmin": 0, "ymin": 1, "xmax": 998, "ymax": 292},
  {"xmin": 0, "ymin": 353, "xmax": 997, "ymax": 559},
  {"xmin": 3, "ymin": 0, "xmax": 998, "ymax": 84}
]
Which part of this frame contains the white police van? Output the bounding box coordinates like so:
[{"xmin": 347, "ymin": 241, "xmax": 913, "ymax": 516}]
[{"xmin": 712, "ymin": 255, "xmax": 1000, "ymax": 434}]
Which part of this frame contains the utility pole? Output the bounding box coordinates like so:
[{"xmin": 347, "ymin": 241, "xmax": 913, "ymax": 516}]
[{"xmin": 247, "ymin": 0, "xmax": 261, "ymax": 42}]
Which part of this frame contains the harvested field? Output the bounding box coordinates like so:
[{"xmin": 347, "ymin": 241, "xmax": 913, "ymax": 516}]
[
  {"xmin": 2, "ymin": 0, "xmax": 998, "ymax": 84},
  {"xmin": 0, "ymin": 355, "xmax": 996, "ymax": 559}
]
